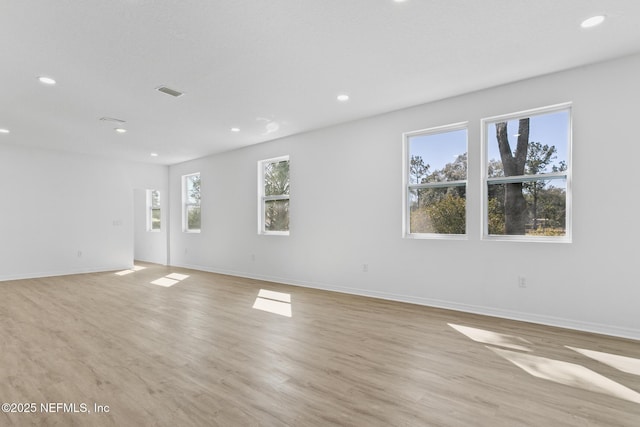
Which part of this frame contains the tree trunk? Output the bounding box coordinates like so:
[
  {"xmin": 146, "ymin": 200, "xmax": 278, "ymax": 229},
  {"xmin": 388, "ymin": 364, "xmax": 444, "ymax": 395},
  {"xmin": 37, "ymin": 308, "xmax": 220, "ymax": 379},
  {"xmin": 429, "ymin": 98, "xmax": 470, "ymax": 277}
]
[
  {"xmin": 495, "ymin": 119, "xmax": 529, "ymax": 234},
  {"xmin": 504, "ymin": 183, "xmax": 527, "ymax": 234}
]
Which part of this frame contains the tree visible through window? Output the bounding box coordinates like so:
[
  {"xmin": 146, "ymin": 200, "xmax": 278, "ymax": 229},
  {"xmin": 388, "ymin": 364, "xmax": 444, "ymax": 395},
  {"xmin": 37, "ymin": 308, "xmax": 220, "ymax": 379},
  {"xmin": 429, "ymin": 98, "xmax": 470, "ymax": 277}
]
[
  {"xmin": 183, "ymin": 173, "xmax": 201, "ymax": 232},
  {"xmin": 404, "ymin": 125, "xmax": 468, "ymax": 236},
  {"xmin": 484, "ymin": 105, "xmax": 570, "ymax": 239},
  {"xmin": 259, "ymin": 157, "xmax": 289, "ymax": 234}
]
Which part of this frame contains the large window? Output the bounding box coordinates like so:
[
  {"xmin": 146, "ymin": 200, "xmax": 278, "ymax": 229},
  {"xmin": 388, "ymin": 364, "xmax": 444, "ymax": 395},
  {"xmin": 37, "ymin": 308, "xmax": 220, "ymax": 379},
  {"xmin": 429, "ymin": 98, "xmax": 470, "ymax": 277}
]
[
  {"xmin": 147, "ymin": 189, "xmax": 161, "ymax": 231},
  {"xmin": 182, "ymin": 173, "xmax": 201, "ymax": 232},
  {"xmin": 403, "ymin": 123, "xmax": 468, "ymax": 238},
  {"xmin": 258, "ymin": 156, "xmax": 290, "ymax": 235},
  {"xmin": 482, "ymin": 104, "xmax": 571, "ymax": 241}
]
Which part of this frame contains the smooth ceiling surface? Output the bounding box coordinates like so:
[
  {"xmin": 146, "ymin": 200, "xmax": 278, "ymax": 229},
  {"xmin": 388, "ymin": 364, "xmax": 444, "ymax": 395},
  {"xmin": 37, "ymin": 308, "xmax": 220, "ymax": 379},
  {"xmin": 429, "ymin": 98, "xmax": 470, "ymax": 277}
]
[{"xmin": 2, "ymin": 1, "xmax": 640, "ymax": 165}]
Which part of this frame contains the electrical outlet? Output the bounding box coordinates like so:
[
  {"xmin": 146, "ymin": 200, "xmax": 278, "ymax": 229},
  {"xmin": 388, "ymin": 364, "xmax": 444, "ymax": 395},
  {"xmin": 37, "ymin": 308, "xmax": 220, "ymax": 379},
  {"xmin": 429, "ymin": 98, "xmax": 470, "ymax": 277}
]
[
  {"xmin": 518, "ymin": 276, "xmax": 527, "ymax": 288},
  {"xmin": 77, "ymin": 250, "xmax": 82, "ymax": 258},
  {"xmin": 362, "ymin": 264, "xmax": 369, "ymax": 273}
]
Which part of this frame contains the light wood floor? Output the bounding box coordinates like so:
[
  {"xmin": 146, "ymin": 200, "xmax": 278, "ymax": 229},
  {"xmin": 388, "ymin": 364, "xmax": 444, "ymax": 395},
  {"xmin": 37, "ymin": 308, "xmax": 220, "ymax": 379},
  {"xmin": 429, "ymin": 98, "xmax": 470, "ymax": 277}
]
[{"xmin": 1, "ymin": 263, "xmax": 639, "ymax": 426}]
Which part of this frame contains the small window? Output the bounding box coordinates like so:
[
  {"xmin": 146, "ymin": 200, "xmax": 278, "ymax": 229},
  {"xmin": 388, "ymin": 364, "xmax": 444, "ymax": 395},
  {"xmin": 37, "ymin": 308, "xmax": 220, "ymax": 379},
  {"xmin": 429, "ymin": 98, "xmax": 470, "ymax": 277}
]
[
  {"xmin": 147, "ymin": 189, "xmax": 161, "ymax": 231},
  {"xmin": 182, "ymin": 173, "xmax": 201, "ymax": 232},
  {"xmin": 482, "ymin": 104, "xmax": 571, "ymax": 241},
  {"xmin": 258, "ymin": 156, "xmax": 290, "ymax": 235},
  {"xmin": 403, "ymin": 123, "xmax": 468, "ymax": 238}
]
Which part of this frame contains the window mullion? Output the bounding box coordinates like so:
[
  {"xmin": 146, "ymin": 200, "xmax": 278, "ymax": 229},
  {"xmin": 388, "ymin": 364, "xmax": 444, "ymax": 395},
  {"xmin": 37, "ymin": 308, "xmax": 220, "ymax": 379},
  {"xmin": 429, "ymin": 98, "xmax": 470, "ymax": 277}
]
[
  {"xmin": 263, "ymin": 194, "xmax": 290, "ymax": 202},
  {"xmin": 409, "ymin": 180, "xmax": 467, "ymax": 190},
  {"xmin": 487, "ymin": 172, "xmax": 567, "ymax": 185}
]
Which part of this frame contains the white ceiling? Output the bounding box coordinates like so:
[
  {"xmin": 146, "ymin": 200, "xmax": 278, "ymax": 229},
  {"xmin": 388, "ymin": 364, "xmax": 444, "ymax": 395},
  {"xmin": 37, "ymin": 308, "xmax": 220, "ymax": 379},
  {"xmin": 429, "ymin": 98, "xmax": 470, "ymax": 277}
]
[{"xmin": 2, "ymin": 0, "xmax": 640, "ymax": 165}]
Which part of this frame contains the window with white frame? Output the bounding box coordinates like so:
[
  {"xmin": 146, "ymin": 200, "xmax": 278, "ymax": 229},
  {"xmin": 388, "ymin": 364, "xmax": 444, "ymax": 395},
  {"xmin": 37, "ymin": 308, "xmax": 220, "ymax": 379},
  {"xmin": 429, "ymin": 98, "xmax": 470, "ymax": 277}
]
[
  {"xmin": 182, "ymin": 173, "xmax": 201, "ymax": 232},
  {"xmin": 147, "ymin": 189, "xmax": 161, "ymax": 231},
  {"xmin": 403, "ymin": 123, "xmax": 468, "ymax": 238},
  {"xmin": 258, "ymin": 156, "xmax": 290, "ymax": 234},
  {"xmin": 482, "ymin": 104, "xmax": 571, "ymax": 241}
]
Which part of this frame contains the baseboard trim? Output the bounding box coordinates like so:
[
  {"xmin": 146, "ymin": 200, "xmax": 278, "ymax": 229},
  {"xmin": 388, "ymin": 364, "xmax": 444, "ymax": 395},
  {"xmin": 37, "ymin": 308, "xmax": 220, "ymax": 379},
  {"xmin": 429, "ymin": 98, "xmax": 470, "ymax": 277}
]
[
  {"xmin": 173, "ymin": 262, "xmax": 640, "ymax": 342},
  {"xmin": 0, "ymin": 264, "xmax": 131, "ymax": 282}
]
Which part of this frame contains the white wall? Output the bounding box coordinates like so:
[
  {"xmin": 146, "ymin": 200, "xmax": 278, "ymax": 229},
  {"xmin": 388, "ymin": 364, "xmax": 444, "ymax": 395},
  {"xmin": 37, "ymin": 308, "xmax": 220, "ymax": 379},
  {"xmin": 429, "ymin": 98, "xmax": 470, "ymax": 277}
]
[
  {"xmin": 168, "ymin": 53, "xmax": 640, "ymax": 340},
  {"xmin": 0, "ymin": 145, "xmax": 168, "ymax": 280}
]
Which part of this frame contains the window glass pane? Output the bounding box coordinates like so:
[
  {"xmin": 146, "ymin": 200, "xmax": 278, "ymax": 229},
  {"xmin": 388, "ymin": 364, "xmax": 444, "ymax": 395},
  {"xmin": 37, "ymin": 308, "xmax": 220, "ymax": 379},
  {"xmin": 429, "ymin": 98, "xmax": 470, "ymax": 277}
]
[
  {"xmin": 186, "ymin": 174, "xmax": 201, "ymax": 204},
  {"xmin": 487, "ymin": 110, "xmax": 569, "ymax": 178},
  {"xmin": 187, "ymin": 205, "xmax": 201, "ymax": 230},
  {"xmin": 151, "ymin": 190, "xmax": 160, "ymax": 208},
  {"xmin": 409, "ymin": 187, "xmax": 466, "ymax": 234},
  {"xmin": 264, "ymin": 160, "xmax": 290, "ymax": 196},
  {"xmin": 151, "ymin": 208, "xmax": 161, "ymax": 230},
  {"xmin": 409, "ymin": 129, "xmax": 467, "ymax": 184},
  {"xmin": 487, "ymin": 178, "xmax": 566, "ymax": 236},
  {"xmin": 264, "ymin": 199, "xmax": 289, "ymax": 232}
]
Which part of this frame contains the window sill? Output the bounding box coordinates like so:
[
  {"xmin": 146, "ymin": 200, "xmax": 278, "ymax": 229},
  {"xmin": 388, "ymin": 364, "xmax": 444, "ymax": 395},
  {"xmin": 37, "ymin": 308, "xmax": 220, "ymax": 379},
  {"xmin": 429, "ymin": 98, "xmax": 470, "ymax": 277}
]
[
  {"xmin": 404, "ymin": 233, "xmax": 467, "ymax": 240},
  {"xmin": 482, "ymin": 234, "xmax": 571, "ymax": 243},
  {"xmin": 260, "ymin": 231, "xmax": 290, "ymax": 236}
]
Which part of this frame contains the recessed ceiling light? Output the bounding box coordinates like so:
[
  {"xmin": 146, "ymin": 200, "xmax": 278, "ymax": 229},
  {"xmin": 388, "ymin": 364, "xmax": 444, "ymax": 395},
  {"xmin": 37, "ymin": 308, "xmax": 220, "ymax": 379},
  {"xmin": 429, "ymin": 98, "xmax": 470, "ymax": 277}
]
[
  {"xmin": 231, "ymin": 127, "xmax": 240, "ymax": 132},
  {"xmin": 337, "ymin": 94, "xmax": 350, "ymax": 102},
  {"xmin": 38, "ymin": 76, "xmax": 56, "ymax": 85},
  {"xmin": 150, "ymin": 153, "xmax": 159, "ymax": 157},
  {"xmin": 0, "ymin": 128, "xmax": 10, "ymax": 134},
  {"xmin": 581, "ymin": 15, "xmax": 606, "ymax": 28},
  {"xmin": 114, "ymin": 128, "xmax": 127, "ymax": 133}
]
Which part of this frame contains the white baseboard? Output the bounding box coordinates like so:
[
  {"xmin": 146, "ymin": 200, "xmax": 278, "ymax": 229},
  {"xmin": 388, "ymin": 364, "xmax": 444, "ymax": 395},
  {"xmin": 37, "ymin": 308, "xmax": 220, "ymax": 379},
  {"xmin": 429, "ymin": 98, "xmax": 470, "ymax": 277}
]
[
  {"xmin": 173, "ymin": 262, "xmax": 640, "ymax": 342},
  {"xmin": 0, "ymin": 264, "xmax": 130, "ymax": 282}
]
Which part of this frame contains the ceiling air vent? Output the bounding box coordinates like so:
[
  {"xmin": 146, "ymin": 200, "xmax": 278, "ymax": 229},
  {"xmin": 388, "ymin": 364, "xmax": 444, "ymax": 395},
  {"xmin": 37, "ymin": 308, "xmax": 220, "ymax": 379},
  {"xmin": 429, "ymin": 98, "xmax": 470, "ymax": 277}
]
[{"xmin": 156, "ymin": 86, "xmax": 184, "ymax": 97}]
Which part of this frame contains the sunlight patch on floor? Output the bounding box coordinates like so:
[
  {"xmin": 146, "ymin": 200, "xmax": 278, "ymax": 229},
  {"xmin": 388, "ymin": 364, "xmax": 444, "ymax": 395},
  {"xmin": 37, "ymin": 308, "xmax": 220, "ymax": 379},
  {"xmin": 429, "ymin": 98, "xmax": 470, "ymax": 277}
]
[
  {"xmin": 253, "ymin": 289, "xmax": 292, "ymax": 317},
  {"xmin": 166, "ymin": 273, "xmax": 190, "ymax": 281},
  {"xmin": 449, "ymin": 323, "xmax": 532, "ymax": 352},
  {"xmin": 566, "ymin": 346, "xmax": 640, "ymax": 376},
  {"xmin": 115, "ymin": 269, "xmax": 135, "ymax": 276},
  {"xmin": 150, "ymin": 277, "xmax": 179, "ymax": 287},
  {"xmin": 150, "ymin": 272, "xmax": 190, "ymax": 288},
  {"xmin": 115, "ymin": 265, "xmax": 147, "ymax": 276},
  {"xmin": 258, "ymin": 289, "xmax": 291, "ymax": 303},
  {"xmin": 489, "ymin": 346, "xmax": 640, "ymax": 404}
]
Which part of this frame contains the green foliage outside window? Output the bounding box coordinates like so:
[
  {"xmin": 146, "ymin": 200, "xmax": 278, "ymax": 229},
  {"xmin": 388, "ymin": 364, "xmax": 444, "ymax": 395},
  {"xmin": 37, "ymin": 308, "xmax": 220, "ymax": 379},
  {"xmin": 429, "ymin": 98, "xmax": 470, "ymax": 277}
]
[
  {"xmin": 185, "ymin": 174, "xmax": 201, "ymax": 231},
  {"xmin": 263, "ymin": 160, "xmax": 289, "ymax": 232}
]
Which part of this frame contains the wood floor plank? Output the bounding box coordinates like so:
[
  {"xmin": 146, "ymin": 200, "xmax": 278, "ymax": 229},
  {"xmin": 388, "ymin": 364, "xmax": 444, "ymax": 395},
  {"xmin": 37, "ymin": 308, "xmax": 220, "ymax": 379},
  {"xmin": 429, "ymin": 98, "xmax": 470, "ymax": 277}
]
[{"xmin": 1, "ymin": 262, "xmax": 639, "ymax": 426}]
